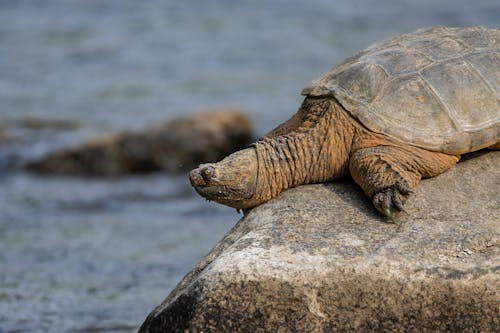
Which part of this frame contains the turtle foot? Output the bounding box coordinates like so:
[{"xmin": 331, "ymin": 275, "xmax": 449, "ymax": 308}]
[
  {"xmin": 372, "ymin": 173, "xmax": 414, "ymax": 217},
  {"xmin": 372, "ymin": 186, "xmax": 411, "ymax": 217}
]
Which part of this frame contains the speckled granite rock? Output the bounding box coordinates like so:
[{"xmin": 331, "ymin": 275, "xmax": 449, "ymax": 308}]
[
  {"xmin": 140, "ymin": 151, "xmax": 499, "ymax": 333},
  {"xmin": 25, "ymin": 109, "xmax": 253, "ymax": 176}
]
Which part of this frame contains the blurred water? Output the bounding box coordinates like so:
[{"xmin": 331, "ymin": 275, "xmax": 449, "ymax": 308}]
[{"xmin": 0, "ymin": 0, "xmax": 498, "ymax": 332}]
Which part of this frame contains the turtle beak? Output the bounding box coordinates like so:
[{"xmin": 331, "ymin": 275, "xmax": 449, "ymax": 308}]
[
  {"xmin": 189, "ymin": 164, "xmax": 218, "ymax": 187},
  {"xmin": 190, "ymin": 163, "xmax": 233, "ymax": 201}
]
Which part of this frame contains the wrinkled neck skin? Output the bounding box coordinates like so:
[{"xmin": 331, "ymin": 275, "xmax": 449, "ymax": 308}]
[
  {"xmin": 251, "ymin": 98, "xmax": 355, "ymax": 206},
  {"xmin": 190, "ymin": 98, "xmax": 356, "ymax": 210}
]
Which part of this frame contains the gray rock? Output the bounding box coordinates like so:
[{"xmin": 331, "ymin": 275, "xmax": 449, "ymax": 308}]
[{"xmin": 140, "ymin": 151, "xmax": 499, "ymax": 333}]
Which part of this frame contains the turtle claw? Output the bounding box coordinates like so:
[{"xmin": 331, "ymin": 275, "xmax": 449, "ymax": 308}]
[
  {"xmin": 373, "ymin": 187, "xmax": 409, "ymax": 217},
  {"xmin": 395, "ymin": 179, "xmax": 413, "ymax": 195}
]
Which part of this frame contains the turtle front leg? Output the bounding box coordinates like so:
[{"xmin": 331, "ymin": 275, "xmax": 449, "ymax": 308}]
[{"xmin": 349, "ymin": 145, "xmax": 459, "ymax": 217}]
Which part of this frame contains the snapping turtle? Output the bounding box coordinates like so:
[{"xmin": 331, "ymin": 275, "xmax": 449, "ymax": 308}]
[{"xmin": 190, "ymin": 26, "xmax": 500, "ymax": 217}]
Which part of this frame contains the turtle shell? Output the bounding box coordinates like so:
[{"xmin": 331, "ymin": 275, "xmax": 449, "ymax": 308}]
[{"xmin": 302, "ymin": 26, "xmax": 500, "ymax": 154}]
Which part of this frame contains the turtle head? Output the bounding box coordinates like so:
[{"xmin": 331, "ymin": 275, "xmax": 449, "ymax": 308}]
[{"xmin": 189, "ymin": 148, "xmax": 261, "ymax": 209}]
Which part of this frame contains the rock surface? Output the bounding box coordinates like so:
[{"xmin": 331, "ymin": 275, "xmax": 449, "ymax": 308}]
[
  {"xmin": 140, "ymin": 151, "xmax": 499, "ymax": 332},
  {"xmin": 25, "ymin": 109, "xmax": 253, "ymax": 176}
]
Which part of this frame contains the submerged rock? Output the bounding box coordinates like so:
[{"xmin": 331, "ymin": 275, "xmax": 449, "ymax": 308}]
[
  {"xmin": 13, "ymin": 117, "xmax": 81, "ymax": 130},
  {"xmin": 139, "ymin": 151, "xmax": 499, "ymax": 332},
  {"xmin": 0, "ymin": 127, "xmax": 6, "ymax": 143},
  {"xmin": 25, "ymin": 109, "xmax": 253, "ymax": 176}
]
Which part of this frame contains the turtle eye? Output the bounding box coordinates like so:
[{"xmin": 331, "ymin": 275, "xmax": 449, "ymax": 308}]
[{"xmin": 201, "ymin": 166, "xmax": 216, "ymax": 181}]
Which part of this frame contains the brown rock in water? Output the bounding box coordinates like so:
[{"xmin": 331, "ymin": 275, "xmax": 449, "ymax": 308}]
[
  {"xmin": 140, "ymin": 151, "xmax": 499, "ymax": 332},
  {"xmin": 15, "ymin": 117, "xmax": 81, "ymax": 130},
  {"xmin": 0, "ymin": 127, "xmax": 6, "ymax": 143},
  {"xmin": 25, "ymin": 109, "xmax": 253, "ymax": 176}
]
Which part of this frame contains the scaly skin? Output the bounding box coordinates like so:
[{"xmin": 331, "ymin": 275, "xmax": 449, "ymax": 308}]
[{"xmin": 190, "ymin": 97, "xmax": 467, "ymax": 217}]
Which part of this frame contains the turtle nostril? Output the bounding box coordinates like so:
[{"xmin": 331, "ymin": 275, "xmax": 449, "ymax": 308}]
[
  {"xmin": 201, "ymin": 166, "xmax": 216, "ymax": 181},
  {"xmin": 189, "ymin": 168, "xmax": 203, "ymax": 186}
]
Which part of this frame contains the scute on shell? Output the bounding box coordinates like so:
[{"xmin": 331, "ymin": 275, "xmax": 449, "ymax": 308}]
[{"xmin": 302, "ymin": 26, "xmax": 500, "ymax": 154}]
